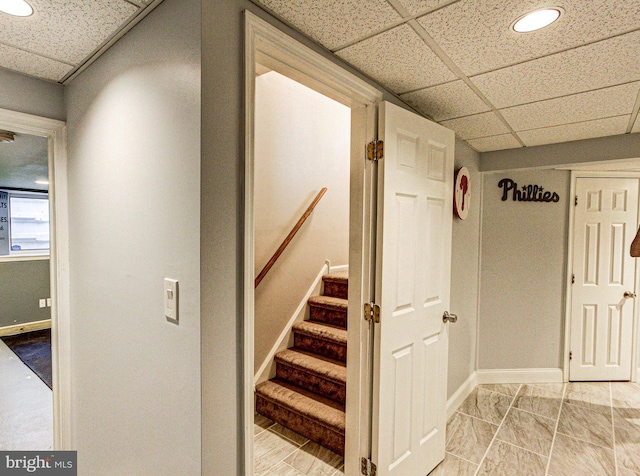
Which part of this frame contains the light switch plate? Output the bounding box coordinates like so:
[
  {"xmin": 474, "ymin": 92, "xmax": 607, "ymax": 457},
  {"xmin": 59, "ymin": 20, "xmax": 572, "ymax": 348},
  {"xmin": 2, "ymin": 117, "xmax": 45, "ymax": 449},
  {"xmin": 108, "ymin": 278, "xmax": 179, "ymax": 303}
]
[{"xmin": 164, "ymin": 278, "xmax": 179, "ymax": 323}]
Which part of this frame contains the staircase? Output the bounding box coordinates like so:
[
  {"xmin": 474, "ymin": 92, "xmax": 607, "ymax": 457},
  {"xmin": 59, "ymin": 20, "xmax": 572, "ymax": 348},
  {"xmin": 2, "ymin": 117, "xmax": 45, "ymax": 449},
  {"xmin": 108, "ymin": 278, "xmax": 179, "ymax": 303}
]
[{"xmin": 255, "ymin": 271, "xmax": 348, "ymax": 456}]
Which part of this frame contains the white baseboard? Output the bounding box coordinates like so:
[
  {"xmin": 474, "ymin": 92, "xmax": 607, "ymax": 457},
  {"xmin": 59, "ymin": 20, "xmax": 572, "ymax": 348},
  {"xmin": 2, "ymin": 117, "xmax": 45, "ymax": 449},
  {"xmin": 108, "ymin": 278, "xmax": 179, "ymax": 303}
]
[
  {"xmin": 446, "ymin": 371, "xmax": 477, "ymax": 420},
  {"xmin": 0, "ymin": 319, "xmax": 51, "ymax": 337},
  {"xmin": 476, "ymin": 368, "xmax": 564, "ymax": 384}
]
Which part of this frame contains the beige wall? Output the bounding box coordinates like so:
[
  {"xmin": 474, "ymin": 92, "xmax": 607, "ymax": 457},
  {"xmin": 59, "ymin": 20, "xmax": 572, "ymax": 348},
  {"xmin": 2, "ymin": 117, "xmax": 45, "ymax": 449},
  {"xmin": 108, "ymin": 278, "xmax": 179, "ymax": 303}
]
[{"xmin": 254, "ymin": 71, "xmax": 350, "ymax": 371}]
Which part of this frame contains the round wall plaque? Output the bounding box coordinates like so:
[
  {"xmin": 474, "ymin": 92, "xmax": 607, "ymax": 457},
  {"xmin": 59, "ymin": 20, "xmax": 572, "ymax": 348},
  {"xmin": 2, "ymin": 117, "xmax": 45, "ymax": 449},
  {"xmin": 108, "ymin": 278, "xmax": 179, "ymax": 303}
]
[{"xmin": 454, "ymin": 167, "xmax": 470, "ymax": 220}]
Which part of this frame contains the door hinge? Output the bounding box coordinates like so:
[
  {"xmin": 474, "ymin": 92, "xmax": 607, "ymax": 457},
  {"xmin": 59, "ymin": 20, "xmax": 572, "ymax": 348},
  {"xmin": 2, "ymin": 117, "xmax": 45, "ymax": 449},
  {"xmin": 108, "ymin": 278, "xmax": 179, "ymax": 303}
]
[
  {"xmin": 575, "ymin": 195, "xmax": 578, "ymax": 206},
  {"xmin": 569, "ymin": 351, "xmax": 573, "ymax": 360},
  {"xmin": 367, "ymin": 140, "xmax": 384, "ymax": 161},
  {"xmin": 364, "ymin": 302, "xmax": 381, "ymax": 323},
  {"xmin": 571, "ymin": 274, "xmax": 575, "ymax": 284},
  {"xmin": 361, "ymin": 457, "xmax": 377, "ymax": 476}
]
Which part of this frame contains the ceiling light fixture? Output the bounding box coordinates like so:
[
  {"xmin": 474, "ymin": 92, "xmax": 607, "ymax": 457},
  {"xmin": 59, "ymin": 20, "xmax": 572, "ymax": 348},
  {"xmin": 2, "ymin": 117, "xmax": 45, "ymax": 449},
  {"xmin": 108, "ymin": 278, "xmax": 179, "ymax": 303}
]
[
  {"xmin": 0, "ymin": 0, "xmax": 34, "ymax": 17},
  {"xmin": 35, "ymin": 180, "xmax": 49, "ymax": 185},
  {"xmin": 0, "ymin": 130, "xmax": 15, "ymax": 143},
  {"xmin": 512, "ymin": 8, "xmax": 562, "ymax": 33}
]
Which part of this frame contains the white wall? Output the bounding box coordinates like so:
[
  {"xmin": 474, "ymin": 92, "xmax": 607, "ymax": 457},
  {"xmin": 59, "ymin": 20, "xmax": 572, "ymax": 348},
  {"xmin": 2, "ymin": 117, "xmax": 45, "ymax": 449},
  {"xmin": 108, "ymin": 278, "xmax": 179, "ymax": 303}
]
[
  {"xmin": 478, "ymin": 169, "xmax": 570, "ymax": 370},
  {"xmin": 448, "ymin": 140, "xmax": 481, "ymax": 396},
  {"xmin": 0, "ymin": 68, "xmax": 64, "ymax": 121},
  {"xmin": 64, "ymin": 0, "xmax": 201, "ymax": 473},
  {"xmin": 254, "ymin": 71, "xmax": 350, "ymax": 370}
]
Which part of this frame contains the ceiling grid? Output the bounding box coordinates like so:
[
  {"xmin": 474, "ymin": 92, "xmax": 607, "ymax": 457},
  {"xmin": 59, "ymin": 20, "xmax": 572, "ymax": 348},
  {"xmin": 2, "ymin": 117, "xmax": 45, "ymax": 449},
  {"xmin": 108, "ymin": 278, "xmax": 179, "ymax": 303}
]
[
  {"xmin": 255, "ymin": 0, "xmax": 640, "ymax": 152},
  {"xmin": 0, "ymin": 0, "xmax": 638, "ymax": 153}
]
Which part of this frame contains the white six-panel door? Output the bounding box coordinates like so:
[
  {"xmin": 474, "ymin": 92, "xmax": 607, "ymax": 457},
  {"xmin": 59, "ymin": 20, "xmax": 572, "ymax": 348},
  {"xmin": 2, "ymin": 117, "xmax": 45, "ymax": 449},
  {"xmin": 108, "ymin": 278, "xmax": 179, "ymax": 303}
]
[
  {"xmin": 570, "ymin": 177, "xmax": 639, "ymax": 381},
  {"xmin": 371, "ymin": 102, "xmax": 454, "ymax": 475}
]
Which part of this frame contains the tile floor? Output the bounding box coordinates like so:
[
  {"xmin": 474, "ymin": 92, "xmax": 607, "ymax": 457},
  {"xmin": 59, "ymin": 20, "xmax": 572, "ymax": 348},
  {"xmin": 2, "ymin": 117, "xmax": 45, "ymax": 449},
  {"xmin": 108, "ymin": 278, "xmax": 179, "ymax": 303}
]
[
  {"xmin": 255, "ymin": 382, "xmax": 640, "ymax": 475},
  {"xmin": 431, "ymin": 382, "xmax": 640, "ymax": 476},
  {"xmin": 0, "ymin": 338, "xmax": 53, "ymax": 450},
  {"xmin": 254, "ymin": 413, "xmax": 344, "ymax": 476}
]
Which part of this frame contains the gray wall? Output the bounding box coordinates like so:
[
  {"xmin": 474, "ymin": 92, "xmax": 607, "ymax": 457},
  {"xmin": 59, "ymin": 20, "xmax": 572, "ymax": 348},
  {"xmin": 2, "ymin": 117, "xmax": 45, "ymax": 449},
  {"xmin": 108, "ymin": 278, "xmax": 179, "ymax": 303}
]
[
  {"xmin": 0, "ymin": 259, "xmax": 50, "ymax": 327},
  {"xmin": 0, "ymin": 68, "xmax": 64, "ymax": 121},
  {"xmin": 480, "ymin": 133, "xmax": 640, "ymax": 172},
  {"xmin": 64, "ymin": 0, "xmax": 201, "ymax": 473},
  {"xmin": 448, "ymin": 140, "xmax": 481, "ymax": 397},
  {"xmin": 478, "ymin": 169, "xmax": 571, "ymax": 370}
]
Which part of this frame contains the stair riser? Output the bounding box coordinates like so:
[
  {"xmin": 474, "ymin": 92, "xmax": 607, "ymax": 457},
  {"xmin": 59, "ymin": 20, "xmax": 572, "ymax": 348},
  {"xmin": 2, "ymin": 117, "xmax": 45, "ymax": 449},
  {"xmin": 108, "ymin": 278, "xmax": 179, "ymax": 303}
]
[
  {"xmin": 256, "ymin": 396, "xmax": 344, "ymax": 456},
  {"xmin": 276, "ymin": 363, "xmax": 345, "ymax": 405},
  {"xmin": 309, "ymin": 306, "xmax": 347, "ymax": 328},
  {"xmin": 294, "ymin": 334, "xmax": 347, "ymax": 363},
  {"xmin": 323, "ymin": 281, "xmax": 348, "ymax": 300}
]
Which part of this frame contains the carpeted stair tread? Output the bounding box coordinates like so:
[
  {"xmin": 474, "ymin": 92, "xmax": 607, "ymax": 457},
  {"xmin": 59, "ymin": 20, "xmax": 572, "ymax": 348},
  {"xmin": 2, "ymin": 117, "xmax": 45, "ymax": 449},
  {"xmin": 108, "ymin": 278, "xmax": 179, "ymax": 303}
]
[
  {"xmin": 256, "ymin": 379, "xmax": 345, "ymax": 431},
  {"xmin": 275, "ymin": 349, "xmax": 346, "ymax": 384},
  {"xmin": 322, "ymin": 271, "xmax": 348, "ymax": 284},
  {"xmin": 322, "ymin": 272, "xmax": 349, "ymax": 299},
  {"xmin": 308, "ymin": 295, "xmax": 348, "ymax": 310},
  {"xmin": 292, "ymin": 321, "xmax": 347, "ymax": 345}
]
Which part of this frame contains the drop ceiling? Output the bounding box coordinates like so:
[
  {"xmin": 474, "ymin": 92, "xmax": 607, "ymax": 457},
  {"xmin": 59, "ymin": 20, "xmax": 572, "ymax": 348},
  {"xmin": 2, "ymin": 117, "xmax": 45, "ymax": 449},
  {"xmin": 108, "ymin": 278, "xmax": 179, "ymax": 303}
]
[
  {"xmin": 0, "ymin": 0, "xmax": 158, "ymax": 84},
  {"xmin": 0, "ymin": 0, "xmax": 639, "ymax": 153},
  {"xmin": 252, "ymin": 0, "xmax": 640, "ymax": 153}
]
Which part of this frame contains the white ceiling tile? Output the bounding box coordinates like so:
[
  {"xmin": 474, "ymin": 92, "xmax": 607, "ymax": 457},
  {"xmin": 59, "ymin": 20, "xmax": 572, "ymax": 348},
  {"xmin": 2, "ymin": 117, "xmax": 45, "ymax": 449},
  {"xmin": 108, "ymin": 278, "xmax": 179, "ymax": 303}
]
[
  {"xmin": 0, "ymin": 44, "xmax": 72, "ymax": 82},
  {"xmin": 255, "ymin": 0, "xmax": 402, "ymax": 50},
  {"xmin": 440, "ymin": 111, "xmax": 510, "ymax": 140},
  {"xmin": 0, "ymin": 0, "xmax": 138, "ymax": 65},
  {"xmin": 472, "ymin": 31, "xmax": 640, "ymax": 109},
  {"xmin": 395, "ymin": 0, "xmax": 453, "ymax": 16},
  {"xmin": 501, "ymin": 82, "xmax": 640, "ymax": 131},
  {"xmin": 417, "ymin": 0, "xmax": 640, "ymax": 76},
  {"xmin": 519, "ymin": 115, "xmax": 630, "ymax": 147},
  {"xmin": 401, "ymin": 80, "xmax": 490, "ymax": 121},
  {"xmin": 336, "ymin": 24, "xmax": 456, "ymax": 93},
  {"xmin": 467, "ymin": 134, "xmax": 522, "ymax": 152}
]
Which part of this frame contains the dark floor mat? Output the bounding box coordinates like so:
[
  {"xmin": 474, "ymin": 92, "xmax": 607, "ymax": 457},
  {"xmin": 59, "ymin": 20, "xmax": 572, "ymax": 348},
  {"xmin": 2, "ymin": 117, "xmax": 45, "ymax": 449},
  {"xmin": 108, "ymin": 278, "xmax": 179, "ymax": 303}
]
[{"xmin": 2, "ymin": 328, "xmax": 52, "ymax": 389}]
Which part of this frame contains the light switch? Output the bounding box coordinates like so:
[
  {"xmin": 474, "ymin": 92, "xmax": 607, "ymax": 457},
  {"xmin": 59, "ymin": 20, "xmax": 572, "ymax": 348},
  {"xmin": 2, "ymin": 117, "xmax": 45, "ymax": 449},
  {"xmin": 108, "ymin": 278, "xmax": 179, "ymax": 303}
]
[
  {"xmin": 46, "ymin": 298, "xmax": 52, "ymax": 307},
  {"xmin": 39, "ymin": 299, "xmax": 46, "ymax": 308},
  {"xmin": 164, "ymin": 278, "xmax": 179, "ymax": 323}
]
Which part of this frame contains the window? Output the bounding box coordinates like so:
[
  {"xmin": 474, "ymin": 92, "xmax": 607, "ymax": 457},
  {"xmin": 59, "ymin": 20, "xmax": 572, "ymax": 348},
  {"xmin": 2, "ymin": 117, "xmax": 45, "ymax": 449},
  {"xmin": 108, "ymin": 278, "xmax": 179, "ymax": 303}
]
[{"xmin": 0, "ymin": 191, "xmax": 50, "ymax": 256}]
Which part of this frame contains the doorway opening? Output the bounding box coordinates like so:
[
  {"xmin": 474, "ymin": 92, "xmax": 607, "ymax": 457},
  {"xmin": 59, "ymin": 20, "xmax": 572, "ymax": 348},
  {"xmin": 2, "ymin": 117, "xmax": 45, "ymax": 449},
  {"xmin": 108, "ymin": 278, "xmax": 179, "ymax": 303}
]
[
  {"xmin": 0, "ymin": 107, "xmax": 71, "ymax": 450},
  {"xmin": 252, "ymin": 67, "xmax": 351, "ymax": 470},
  {"xmin": 0, "ymin": 132, "xmax": 53, "ymax": 449},
  {"xmin": 244, "ymin": 12, "xmax": 382, "ymax": 476}
]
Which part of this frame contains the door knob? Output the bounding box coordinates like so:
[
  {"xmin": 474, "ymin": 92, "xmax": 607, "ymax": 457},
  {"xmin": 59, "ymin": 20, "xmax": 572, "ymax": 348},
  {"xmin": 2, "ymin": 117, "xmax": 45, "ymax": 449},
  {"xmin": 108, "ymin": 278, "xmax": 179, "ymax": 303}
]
[
  {"xmin": 443, "ymin": 311, "xmax": 458, "ymax": 323},
  {"xmin": 624, "ymin": 291, "xmax": 637, "ymax": 299}
]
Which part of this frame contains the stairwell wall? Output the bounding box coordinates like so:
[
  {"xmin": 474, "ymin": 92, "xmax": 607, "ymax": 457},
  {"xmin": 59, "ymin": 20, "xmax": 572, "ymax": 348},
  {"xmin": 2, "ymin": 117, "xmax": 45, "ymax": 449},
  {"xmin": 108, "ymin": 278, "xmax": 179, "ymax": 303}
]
[{"xmin": 253, "ymin": 71, "xmax": 350, "ymax": 373}]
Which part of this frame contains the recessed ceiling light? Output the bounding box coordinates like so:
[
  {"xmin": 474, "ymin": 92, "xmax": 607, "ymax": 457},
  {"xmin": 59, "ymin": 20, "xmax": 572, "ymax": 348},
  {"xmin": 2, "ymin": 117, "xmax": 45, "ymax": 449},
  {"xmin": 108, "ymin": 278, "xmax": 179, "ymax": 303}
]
[
  {"xmin": 0, "ymin": 0, "xmax": 34, "ymax": 17},
  {"xmin": 512, "ymin": 8, "xmax": 562, "ymax": 33},
  {"xmin": 35, "ymin": 180, "xmax": 49, "ymax": 185}
]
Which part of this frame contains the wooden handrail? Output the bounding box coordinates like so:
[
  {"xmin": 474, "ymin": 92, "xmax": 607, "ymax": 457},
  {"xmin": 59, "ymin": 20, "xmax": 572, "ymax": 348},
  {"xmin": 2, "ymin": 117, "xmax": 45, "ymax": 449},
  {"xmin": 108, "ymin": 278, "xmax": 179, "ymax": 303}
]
[{"xmin": 255, "ymin": 187, "xmax": 327, "ymax": 288}]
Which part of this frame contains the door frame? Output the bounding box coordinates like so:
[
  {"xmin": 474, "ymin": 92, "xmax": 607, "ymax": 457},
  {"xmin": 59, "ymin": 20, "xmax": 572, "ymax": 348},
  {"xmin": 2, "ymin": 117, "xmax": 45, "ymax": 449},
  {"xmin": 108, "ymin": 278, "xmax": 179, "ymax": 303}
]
[
  {"xmin": 564, "ymin": 170, "xmax": 640, "ymax": 383},
  {"xmin": 0, "ymin": 107, "xmax": 72, "ymax": 447},
  {"xmin": 243, "ymin": 12, "xmax": 382, "ymax": 475}
]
